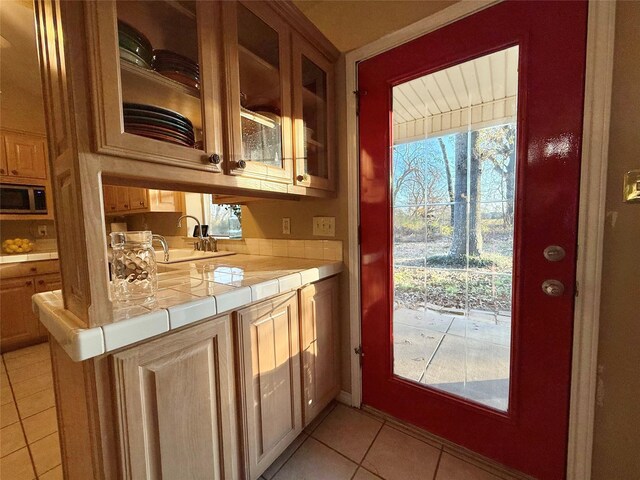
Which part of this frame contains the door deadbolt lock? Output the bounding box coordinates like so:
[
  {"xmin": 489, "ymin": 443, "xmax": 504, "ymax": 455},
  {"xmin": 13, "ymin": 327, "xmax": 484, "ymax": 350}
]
[
  {"xmin": 542, "ymin": 279, "xmax": 565, "ymax": 297},
  {"xmin": 543, "ymin": 245, "xmax": 566, "ymax": 262}
]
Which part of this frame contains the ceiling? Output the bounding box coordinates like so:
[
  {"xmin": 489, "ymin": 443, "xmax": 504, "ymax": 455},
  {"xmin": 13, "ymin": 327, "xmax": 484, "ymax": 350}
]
[
  {"xmin": 393, "ymin": 46, "xmax": 519, "ymax": 144},
  {"xmin": 0, "ymin": 0, "xmax": 43, "ymax": 99}
]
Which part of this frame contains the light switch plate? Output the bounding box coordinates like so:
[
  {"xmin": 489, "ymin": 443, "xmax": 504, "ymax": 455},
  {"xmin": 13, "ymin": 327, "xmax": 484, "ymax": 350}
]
[
  {"xmin": 623, "ymin": 170, "xmax": 640, "ymax": 203},
  {"xmin": 313, "ymin": 216, "xmax": 335, "ymax": 237},
  {"xmin": 282, "ymin": 217, "xmax": 291, "ymax": 235}
]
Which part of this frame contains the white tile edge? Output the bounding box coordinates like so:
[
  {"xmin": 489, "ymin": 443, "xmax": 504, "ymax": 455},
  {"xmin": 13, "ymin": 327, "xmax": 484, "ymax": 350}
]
[{"xmin": 32, "ymin": 261, "xmax": 343, "ymax": 362}]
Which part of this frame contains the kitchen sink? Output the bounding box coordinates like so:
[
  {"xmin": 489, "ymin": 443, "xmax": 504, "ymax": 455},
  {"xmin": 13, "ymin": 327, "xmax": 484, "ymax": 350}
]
[{"xmin": 156, "ymin": 249, "xmax": 235, "ymax": 264}]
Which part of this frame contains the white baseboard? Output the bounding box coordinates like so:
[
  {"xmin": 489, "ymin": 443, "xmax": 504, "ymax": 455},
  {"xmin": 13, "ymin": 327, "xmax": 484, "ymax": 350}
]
[{"xmin": 337, "ymin": 390, "xmax": 352, "ymax": 406}]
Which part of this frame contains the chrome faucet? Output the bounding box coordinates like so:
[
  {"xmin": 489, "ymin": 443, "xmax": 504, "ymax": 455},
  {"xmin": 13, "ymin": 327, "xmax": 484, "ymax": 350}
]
[
  {"xmin": 152, "ymin": 234, "xmax": 169, "ymax": 262},
  {"xmin": 177, "ymin": 214, "xmax": 207, "ymax": 251}
]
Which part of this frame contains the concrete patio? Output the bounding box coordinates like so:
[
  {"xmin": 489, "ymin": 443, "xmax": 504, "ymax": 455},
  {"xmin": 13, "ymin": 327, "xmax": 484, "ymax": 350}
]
[{"xmin": 393, "ymin": 308, "xmax": 511, "ymax": 411}]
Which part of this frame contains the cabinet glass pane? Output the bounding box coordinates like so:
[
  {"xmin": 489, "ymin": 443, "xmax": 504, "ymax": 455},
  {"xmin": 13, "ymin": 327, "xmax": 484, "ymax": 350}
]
[
  {"xmin": 116, "ymin": 1, "xmax": 204, "ymax": 150},
  {"xmin": 237, "ymin": 4, "xmax": 283, "ymax": 168},
  {"xmin": 301, "ymin": 56, "xmax": 328, "ymax": 179}
]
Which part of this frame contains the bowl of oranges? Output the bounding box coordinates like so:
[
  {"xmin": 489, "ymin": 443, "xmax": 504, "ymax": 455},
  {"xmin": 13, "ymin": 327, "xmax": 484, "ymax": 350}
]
[{"xmin": 2, "ymin": 238, "xmax": 35, "ymax": 255}]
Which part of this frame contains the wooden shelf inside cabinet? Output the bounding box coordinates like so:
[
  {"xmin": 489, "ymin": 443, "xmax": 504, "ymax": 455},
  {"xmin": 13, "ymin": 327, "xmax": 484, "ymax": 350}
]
[
  {"xmin": 119, "ymin": 60, "xmax": 203, "ymax": 131},
  {"xmin": 162, "ymin": 0, "xmax": 196, "ymax": 19},
  {"xmin": 302, "ymin": 86, "xmax": 325, "ymax": 107},
  {"xmin": 238, "ymin": 45, "xmax": 280, "ymax": 102}
]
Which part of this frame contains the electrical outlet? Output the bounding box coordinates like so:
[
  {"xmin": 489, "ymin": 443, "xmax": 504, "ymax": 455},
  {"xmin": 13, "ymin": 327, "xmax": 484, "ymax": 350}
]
[
  {"xmin": 37, "ymin": 225, "xmax": 48, "ymax": 237},
  {"xmin": 312, "ymin": 216, "xmax": 335, "ymax": 237},
  {"xmin": 282, "ymin": 217, "xmax": 291, "ymax": 235}
]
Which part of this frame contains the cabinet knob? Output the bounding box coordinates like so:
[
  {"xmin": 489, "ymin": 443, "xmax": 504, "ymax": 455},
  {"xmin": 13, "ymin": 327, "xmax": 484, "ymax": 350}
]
[
  {"xmin": 30, "ymin": 267, "xmax": 37, "ymax": 272},
  {"xmin": 296, "ymin": 175, "xmax": 305, "ymax": 182},
  {"xmin": 111, "ymin": 206, "xmax": 116, "ymax": 210},
  {"xmin": 236, "ymin": 160, "xmax": 247, "ymax": 169},
  {"xmin": 0, "ymin": 168, "xmax": 5, "ymax": 174},
  {"xmin": 139, "ymin": 201, "xmax": 144, "ymax": 206},
  {"xmin": 11, "ymin": 170, "xmax": 18, "ymax": 175},
  {"xmin": 26, "ymin": 281, "xmax": 32, "ymax": 286},
  {"xmin": 208, "ymin": 153, "xmax": 221, "ymax": 165},
  {"xmin": 38, "ymin": 280, "xmax": 45, "ymax": 285},
  {"xmin": 124, "ymin": 204, "xmax": 128, "ymax": 208}
]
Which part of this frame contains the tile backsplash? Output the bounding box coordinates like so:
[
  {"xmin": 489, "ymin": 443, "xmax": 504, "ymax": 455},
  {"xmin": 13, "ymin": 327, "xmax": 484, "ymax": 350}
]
[{"xmin": 217, "ymin": 238, "xmax": 343, "ymax": 262}]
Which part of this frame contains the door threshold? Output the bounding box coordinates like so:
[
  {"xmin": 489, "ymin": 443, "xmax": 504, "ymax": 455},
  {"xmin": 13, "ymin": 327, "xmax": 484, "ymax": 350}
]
[{"xmin": 360, "ymin": 404, "xmax": 535, "ymax": 480}]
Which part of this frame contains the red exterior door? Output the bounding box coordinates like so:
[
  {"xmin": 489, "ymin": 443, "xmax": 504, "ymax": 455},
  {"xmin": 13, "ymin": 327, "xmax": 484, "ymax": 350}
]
[{"xmin": 358, "ymin": 2, "xmax": 587, "ymax": 479}]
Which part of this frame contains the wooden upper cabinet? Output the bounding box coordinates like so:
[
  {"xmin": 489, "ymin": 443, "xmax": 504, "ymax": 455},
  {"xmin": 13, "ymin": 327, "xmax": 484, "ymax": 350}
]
[
  {"xmin": 103, "ymin": 185, "xmax": 118, "ymax": 213},
  {"xmin": 127, "ymin": 187, "xmax": 147, "ymax": 211},
  {"xmin": 292, "ymin": 34, "xmax": 336, "ymax": 192},
  {"xmin": 1, "ymin": 132, "xmax": 48, "ymax": 180},
  {"xmin": 86, "ymin": 1, "xmax": 225, "ymax": 171},
  {"xmin": 222, "ymin": 1, "xmax": 294, "ymax": 184},
  {"xmin": 235, "ymin": 292, "xmax": 302, "ymax": 479},
  {"xmin": 111, "ymin": 315, "xmax": 239, "ymax": 479},
  {"xmin": 148, "ymin": 189, "xmax": 183, "ymax": 212},
  {"xmin": 299, "ymin": 277, "xmax": 340, "ymax": 425}
]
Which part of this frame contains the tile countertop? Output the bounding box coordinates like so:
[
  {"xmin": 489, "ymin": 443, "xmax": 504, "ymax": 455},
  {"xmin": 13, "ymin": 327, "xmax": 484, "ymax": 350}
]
[
  {"xmin": 0, "ymin": 251, "xmax": 59, "ymax": 264},
  {"xmin": 32, "ymin": 254, "xmax": 343, "ymax": 362}
]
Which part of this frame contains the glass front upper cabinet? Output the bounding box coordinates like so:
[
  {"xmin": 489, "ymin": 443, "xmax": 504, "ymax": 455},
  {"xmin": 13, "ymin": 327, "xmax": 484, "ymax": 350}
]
[
  {"xmin": 222, "ymin": 1, "xmax": 293, "ymax": 183},
  {"xmin": 87, "ymin": 1, "xmax": 224, "ymax": 171},
  {"xmin": 292, "ymin": 35, "xmax": 335, "ymax": 191}
]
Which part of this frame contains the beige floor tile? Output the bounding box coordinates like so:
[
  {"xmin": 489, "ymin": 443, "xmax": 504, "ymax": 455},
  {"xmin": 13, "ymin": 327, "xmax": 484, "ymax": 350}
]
[
  {"xmin": 312, "ymin": 405, "xmax": 383, "ymax": 462},
  {"xmin": 7, "ymin": 360, "xmax": 52, "ymax": 385},
  {"xmin": 3, "ymin": 343, "xmax": 49, "ymax": 361},
  {"xmin": 1, "ymin": 401, "xmax": 19, "ymax": 428},
  {"xmin": 273, "ymin": 438, "xmax": 357, "ymax": 480},
  {"xmin": 0, "ymin": 447, "xmax": 35, "ymax": 480},
  {"xmin": 38, "ymin": 464, "xmax": 63, "ymax": 480},
  {"xmin": 263, "ymin": 433, "xmax": 308, "ymax": 479},
  {"xmin": 12, "ymin": 374, "xmax": 54, "ymax": 400},
  {"xmin": 353, "ymin": 467, "xmax": 383, "ymax": 480},
  {"xmin": 16, "ymin": 389, "xmax": 55, "ymax": 419},
  {"xmin": 1, "ymin": 422, "xmax": 27, "ymax": 457},
  {"xmin": 304, "ymin": 402, "xmax": 337, "ymax": 434},
  {"xmin": 22, "ymin": 407, "xmax": 58, "ymax": 445},
  {"xmin": 436, "ymin": 453, "xmax": 502, "ymax": 480},
  {"xmin": 4, "ymin": 347, "xmax": 50, "ymax": 372},
  {"xmin": 1, "ymin": 384, "xmax": 13, "ymax": 405},
  {"xmin": 362, "ymin": 425, "xmax": 441, "ymax": 480},
  {"xmin": 1, "ymin": 371, "xmax": 10, "ymax": 390},
  {"xmin": 29, "ymin": 432, "xmax": 61, "ymax": 476}
]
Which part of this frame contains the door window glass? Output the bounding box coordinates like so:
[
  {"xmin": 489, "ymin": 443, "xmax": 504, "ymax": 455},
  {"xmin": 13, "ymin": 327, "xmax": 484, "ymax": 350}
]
[{"xmin": 391, "ymin": 46, "xmax": 519, "ymax": 411}]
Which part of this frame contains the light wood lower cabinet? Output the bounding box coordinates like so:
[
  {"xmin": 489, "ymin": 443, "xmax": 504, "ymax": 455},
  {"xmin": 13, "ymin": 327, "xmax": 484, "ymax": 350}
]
[
  {"xmin": 299, "ymin": 276, "xmax": 340, "ymax": 425},
  {"xmin": 235, "ymin": 291, "xmax": 302, "ymax": 480},
  {"xmin": 111, "ymin": 315, "xmax": 239, "ymax": 480}
]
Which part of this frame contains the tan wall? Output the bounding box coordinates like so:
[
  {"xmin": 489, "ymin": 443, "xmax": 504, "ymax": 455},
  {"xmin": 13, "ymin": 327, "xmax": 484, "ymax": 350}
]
[{"xmin": 591, "ymin": 2, "xmax": 640, "ymax": 478}]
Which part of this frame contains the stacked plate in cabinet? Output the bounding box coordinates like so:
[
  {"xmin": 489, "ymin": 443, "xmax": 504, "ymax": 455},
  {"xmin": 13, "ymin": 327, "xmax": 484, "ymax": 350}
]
[
  {"xmin": 118, "ymin": 20, "xmax": 153, "ymax": 69},
  {"xmin": 123, "ymin": 103, "xmax": 195, "ymax": 148},
  {"xmin": 152, "ymin": 50, "xmax": 200, "ymax": 90}
]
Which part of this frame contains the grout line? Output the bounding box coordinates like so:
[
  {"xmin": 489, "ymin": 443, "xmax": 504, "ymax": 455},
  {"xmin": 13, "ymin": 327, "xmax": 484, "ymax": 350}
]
[
  {"xmin": 1, "ymin": 353, "xmax": 38, "ymax": 471},
  {"xmin": 431, "ymin": 445, "xmax": 445, "ymax": 480}
]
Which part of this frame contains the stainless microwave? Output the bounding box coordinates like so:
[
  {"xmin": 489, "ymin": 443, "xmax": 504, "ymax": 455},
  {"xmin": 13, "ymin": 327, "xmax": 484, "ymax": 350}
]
[{"xmin": 0, "ymin": 184, "xmax": 48, "ymax": 215}]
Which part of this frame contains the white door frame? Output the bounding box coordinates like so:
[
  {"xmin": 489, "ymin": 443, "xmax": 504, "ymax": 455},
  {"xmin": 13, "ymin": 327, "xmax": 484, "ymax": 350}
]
[{"xmin": 344, "ymin": 1, "xmax": 615, "ymax": 478}]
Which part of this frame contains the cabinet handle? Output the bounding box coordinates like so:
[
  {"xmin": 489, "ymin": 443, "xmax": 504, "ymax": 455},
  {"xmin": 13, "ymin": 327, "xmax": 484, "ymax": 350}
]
[
  {"xmin": 38, "ymin": 280, "xmax": 45, "ymax": 285},
  {"xmin": 30, "ymin": 267, "xmax": 37, "ymax": 272},
  {"xmin": 139, "ymin": 201, "xmax": 144, "ymax": 206},
  {"xmin": 11, "ymin": 170, "xmax": 18, "ymax": 175},
  {"xmin": 124, "ymin": 204, "xmax": 128, "ymax": 208},
  {"xmin": 208, "ymin": 153, "xmax": 221, "ymax": 165},
  {"xmin": 235, "ymin": 160, "xmax": 247, "ymax": 169},
  {"xmin": 110, "ymin": 206, "xmax": 116, "ymax": 210},
  {"xmin": 296, "ymin": 175, "xmax": 305, "ymax": 182},
  {"xmin": 0, "ymin": 168, "xmax": 5, "ymax": 174},
  {"xmin": 26, "ymin": 281, "xmax": 32, "ymax": 286}
]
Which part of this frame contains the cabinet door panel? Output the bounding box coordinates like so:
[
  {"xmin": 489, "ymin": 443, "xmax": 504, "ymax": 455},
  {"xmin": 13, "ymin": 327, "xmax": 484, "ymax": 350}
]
[
  {"xmin": 0, "ymin": 277, "xmax": 42, "ymax": 351},
  {"xmin": 111, "ymin": 315, "xmax": 238, "ymax": 480},
  {"xmin": 236, "ymin": 292, "xmax": 301, "ymax": 479},
  {"xmin": 127, "ymin": 187, "xmax": 147, "ymax": 211},
  {"xmin": 103, "ymin": 185, "xmax": 118, "ymax": 213},
  {"xmin": 148, "ymin": 189, "xmax": 183, "ymax": 212},
  {"xmin": 222, "ymin": 1, "xmax": 293, "ymax": 184},
  {"xmin": 292, "ymin": 35, "xmax": 335, "ymax": 191},
  {"xmin": 300, "ymin": 277, "xmax": 340, "ymax": 425},
  {"xmin": 115, "ymin": 186, "xmax": 130, "ymax": 211},
  {"xmin": 3, "ymin": 133, "xmax": 48, "ymax": 179}
]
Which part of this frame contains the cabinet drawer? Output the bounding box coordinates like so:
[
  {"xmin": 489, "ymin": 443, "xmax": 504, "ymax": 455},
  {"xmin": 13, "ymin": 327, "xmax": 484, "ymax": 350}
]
[
  {"xmin": 0, "ymin": 260, "xmax": 60, "ymax": 279},
  {"xmin": 35, "ymin": 273, "xmax": 62, "ymax": 292}
]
